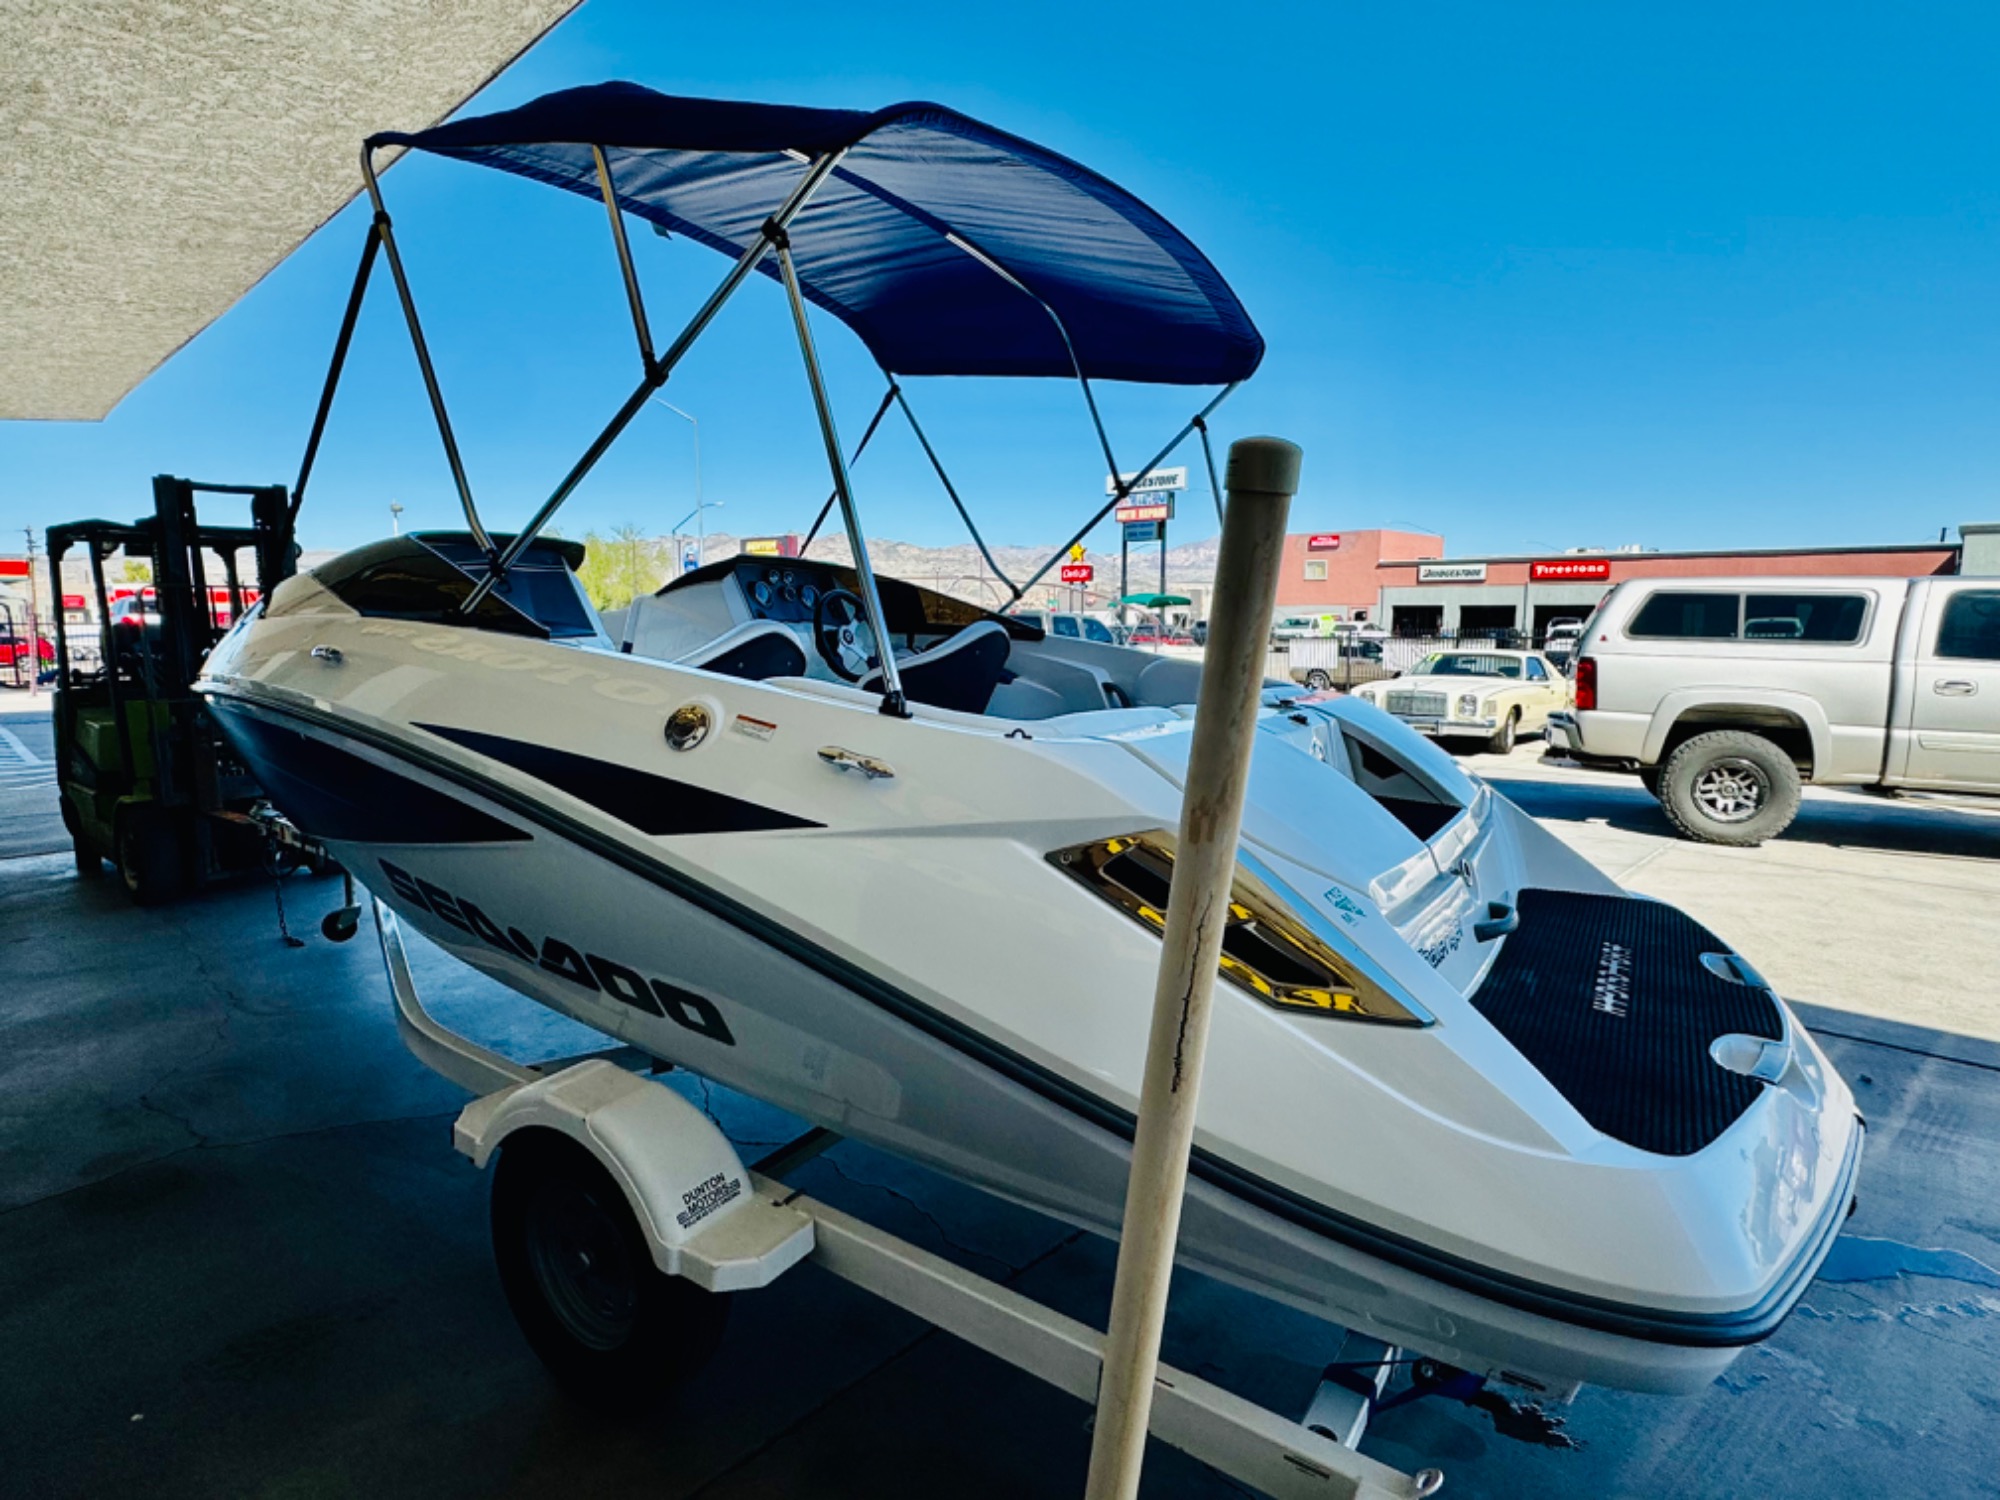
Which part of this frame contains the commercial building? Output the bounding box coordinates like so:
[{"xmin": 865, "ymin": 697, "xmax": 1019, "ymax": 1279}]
[
  {"xmin": 1375, "ymin": 538, "xmax": 1972, "ymax": 639},
  {"xmin": 1271, "ymin": 528, "xmax": 1442, "ymax": 621}
]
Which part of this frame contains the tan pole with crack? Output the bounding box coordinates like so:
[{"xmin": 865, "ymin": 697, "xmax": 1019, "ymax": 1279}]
[{"xmin": 1084, "ymin": 436, "xmax": 1302, "ymax": 1499}]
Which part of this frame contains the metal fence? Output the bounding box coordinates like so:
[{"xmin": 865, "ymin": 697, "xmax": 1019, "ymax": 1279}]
[{"xmin": 1269, "ymin": 631, "xmax": 1580, "ymax": 691}]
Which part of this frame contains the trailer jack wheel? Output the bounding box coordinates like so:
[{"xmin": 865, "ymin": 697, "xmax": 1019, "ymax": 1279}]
[{"xmin": 491, "ymin": 1132, "xmax": 730, "ymax": 1412}]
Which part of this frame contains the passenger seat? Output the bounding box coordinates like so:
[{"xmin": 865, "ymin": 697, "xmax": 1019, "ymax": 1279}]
[{"xmin": 677, "ymin": 620, "xmax": 808, "ymax": 681}]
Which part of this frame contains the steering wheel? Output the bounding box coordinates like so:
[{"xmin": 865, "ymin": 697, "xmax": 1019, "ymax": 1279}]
[{"xmin": 812, "ymin": 587, "xmax": 878, "ymax": 682}]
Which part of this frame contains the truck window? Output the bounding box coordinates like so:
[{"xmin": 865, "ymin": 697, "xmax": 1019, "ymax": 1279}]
[
  {"xmin": 1627, "ymin": 592, "xmax": 1739, "ymax": 640},
  {"xmin": 1937, "ymin": 591, "xmax": 2000, "ymax": 661},
  {"xmin": 1743, "ymin": 593, "xmax": 1868, "ymax": 643},
  {"xmin": 1083, "ymin": 618, "xmax": 1115, "ymax": 643},
  {"xmin": 1051, "ymin": 616, "xmax": 1081, "ymax": 638}
]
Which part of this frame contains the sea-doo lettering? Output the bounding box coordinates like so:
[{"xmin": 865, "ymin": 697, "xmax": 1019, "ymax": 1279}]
[{"xmin": 379, "ymin": 858, "xmax": 736, "ymax": 1046}]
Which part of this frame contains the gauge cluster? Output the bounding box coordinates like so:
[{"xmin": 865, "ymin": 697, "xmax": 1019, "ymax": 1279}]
[{"xmin": 734, "ymin": 561, "xmax": 824, "ymax": 624}]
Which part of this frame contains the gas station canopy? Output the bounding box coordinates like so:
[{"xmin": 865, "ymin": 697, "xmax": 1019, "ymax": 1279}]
[{"xmin": 0, "ymin": 0, "xmax": 580, "ymax": 421}]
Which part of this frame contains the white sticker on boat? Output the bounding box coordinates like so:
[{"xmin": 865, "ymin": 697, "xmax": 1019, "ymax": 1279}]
[{"xmin": 733, "ymin": 714, "xmax": 777, "ymax": 742}]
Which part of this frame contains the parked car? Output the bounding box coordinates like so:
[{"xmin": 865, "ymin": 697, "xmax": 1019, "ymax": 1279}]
[
  {"xmin": 1271, "ymin": 612, "xmax": 1338, "ymax": 641},
  {"xmin": 1546, "ymin": 576, "xmax": 2000, "ymax": 844},
  {"xmin": 1007, "ymin": 609, "xmax": 1118, "ymax": 645},
  {"xmin": 1285, "ymin": 635, "xmax": 1395, "ymax": 691},
  {"xmin": 1541, "ymin": 618, "xmax": 1585, "ymax": 667},
  {"xmin": 1350, "ymin": 648, "xmax": 1569, "ymax": 752}
]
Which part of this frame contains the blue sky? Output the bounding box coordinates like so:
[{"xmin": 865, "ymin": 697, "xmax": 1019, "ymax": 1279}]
[{"xmin": 5, "ymin": 1, "xmax": 1997, "ymax": 560}]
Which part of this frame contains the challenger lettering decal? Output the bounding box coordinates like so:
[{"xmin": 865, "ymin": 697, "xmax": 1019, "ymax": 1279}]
[{"xmin": 379, "ymin": 859, "xmax": 735, "ymax": 1046}]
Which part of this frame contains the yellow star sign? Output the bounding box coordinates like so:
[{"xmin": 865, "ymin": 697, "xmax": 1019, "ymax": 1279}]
[{"xmin": 1069, "ymin": 542, "xmax": 1086, "ymax": 562}]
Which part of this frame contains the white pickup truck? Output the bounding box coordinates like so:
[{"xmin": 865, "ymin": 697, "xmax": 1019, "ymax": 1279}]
[{"xmin": 1545, "ymin": 574, "xmax": 2000, "ymax": 844}]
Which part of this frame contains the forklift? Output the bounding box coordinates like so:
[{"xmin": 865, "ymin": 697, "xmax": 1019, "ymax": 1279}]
[{"xmin": 48, "ymin": 475, "xmax": 335, "ymax": 905}]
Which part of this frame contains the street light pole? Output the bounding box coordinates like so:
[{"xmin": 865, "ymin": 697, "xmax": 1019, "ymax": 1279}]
[{"xmin": 652, "ymin": 398, "xmax": 704, "ymax": 565}]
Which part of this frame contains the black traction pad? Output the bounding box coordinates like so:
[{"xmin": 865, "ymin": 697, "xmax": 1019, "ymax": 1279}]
[{"xmin": 1471, "ymin": 889, "xmax": 1783, "ymax": 1156}]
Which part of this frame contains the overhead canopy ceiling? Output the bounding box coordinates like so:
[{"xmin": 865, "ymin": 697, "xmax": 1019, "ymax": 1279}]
[{"xmin": 0, "ymin": 0, "xmax": 580, "ymax": 421}]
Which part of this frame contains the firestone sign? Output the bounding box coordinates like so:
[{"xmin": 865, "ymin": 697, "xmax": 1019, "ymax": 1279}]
[
  {"xmin": 1530, "ymin": 558, "xmax": 1612, "ymax": 582},
  {"xmin": 1307, "ymin": 533, "xmax": 1341, "ymax": 551}
]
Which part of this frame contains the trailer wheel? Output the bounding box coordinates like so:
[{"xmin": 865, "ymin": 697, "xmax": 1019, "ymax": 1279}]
[
  {"xmin": 116, "ymin": 809, "xmax": 186, "ymax": 905},
  {"xmin": 491, "ymin": 1131, "xmax": 730, "ymax": 1411},
  {"xmin": 1659, "ymin": 730, "xmax": 1801, "ymax": 846},
  {"xmin": 1304, "ymin": 668, "xmax": 1333, "ymax": 691}
]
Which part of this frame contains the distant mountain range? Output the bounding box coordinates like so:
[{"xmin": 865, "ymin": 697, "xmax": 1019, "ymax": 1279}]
[{"xmin": 274, "ymin": 527, "xmax": 1227, "ymax": 611}]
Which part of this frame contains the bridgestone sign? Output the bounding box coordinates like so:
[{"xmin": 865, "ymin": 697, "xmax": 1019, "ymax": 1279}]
[
  {"xmin": 1106, "ymin": 466, "xmax": 1187, "ymax": 496},
  {"xmin": 1416, "ymin": 562, "xmax": 1488, "ymax": 583}
]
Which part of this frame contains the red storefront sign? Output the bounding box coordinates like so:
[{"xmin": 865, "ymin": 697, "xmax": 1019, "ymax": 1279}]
[
  {"xmin": 1306, "ymin": 533, "xmax": 1341, "ymax": 551},
  {"xmin": 62, "ymin": 594, "xmax": 85, "ymax": 609},
  {"xmin": 1059, "ymin": 564, "xmax": 1094, "ymax": 584},
  {"xmin": 1530, "ymin": 558, "xmax": 1611, "ymax": 582},
  {"xmin": 0, "ymin": 558, "xmax": 30, "ymax": 579}
]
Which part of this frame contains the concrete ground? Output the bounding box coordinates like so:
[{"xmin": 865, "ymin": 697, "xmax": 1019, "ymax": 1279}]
[{"xmin": 4, "ymin": 704, "xmax": 2000, "ymax": 1498}]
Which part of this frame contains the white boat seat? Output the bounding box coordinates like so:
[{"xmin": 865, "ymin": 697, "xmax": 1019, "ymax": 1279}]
[
  {"xmin": 861, "ymin": 620, "xmax": 1011, "ymax": 714},
  {"xmin": 677, "ymin": 619, "xmax": 808, "ymax": 681}
]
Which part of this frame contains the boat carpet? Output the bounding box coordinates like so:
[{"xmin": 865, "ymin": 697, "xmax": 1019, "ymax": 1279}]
[{"xmin": 1471, "ymin": 888, "xmax": 1783, "ymax": 1156}]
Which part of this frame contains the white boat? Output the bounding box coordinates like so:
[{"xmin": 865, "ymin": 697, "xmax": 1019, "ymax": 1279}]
[{"xmin": 199, "ymin": 81, "xmax": 1861, "ymax": 1408}]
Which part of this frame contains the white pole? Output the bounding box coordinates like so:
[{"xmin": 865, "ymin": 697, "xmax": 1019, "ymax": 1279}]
[{"xmin": 1083, "ymin": 437, "xmax": 1301, "ymax": 1500}]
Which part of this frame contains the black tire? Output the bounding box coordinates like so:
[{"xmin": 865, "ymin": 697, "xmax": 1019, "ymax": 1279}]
[
  {"xmin": 1304, "ymin": 669, "xmax": 1333, "ymax": 691},
  {"xmin": 73, "ymin": 836, "xmax": 105, "ymax": 879},
  {"xmin": 1659, "ymin": 731, "xmax": 1802, "ymax": 846},
  {"xmin": 116, "ymin": 809, "xmax": 186, "ymax": 905},
  {"xmin": 1487, "ymin": 709, "xmax": 1518, "ymax": 755},
  {"xmin": 491, "ymin": 1132, "xmax": 730, "ymax": 1412},
  {"xmin": 1637, "ymin": 767, "xmax": 1664, "ymax": 798}
]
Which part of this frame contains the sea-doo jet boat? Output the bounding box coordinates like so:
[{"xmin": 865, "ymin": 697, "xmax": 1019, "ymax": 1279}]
[{"xmin": 200, "ymin": 83, "xmax": 1861, "ymax": 1400}]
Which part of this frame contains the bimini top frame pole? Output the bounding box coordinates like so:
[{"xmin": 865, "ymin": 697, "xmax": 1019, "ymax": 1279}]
[
  {"xmin": 361, "ymin": 145, "xmax": 492, "ymax": 558},
  {"xmin": 461, "ymin": 149, "xmax": 850, "ymax": 612},
  {"xmin": 937, "ymin": 227, "xmax": 1240, "ymax": 604},
  {"xmin": 1011, "ymin": 381, "xmax": 1241, "ymax": 604},
  {"xmin": 776, "ymin": 237, "xmax": 910, "ymax": 718}
]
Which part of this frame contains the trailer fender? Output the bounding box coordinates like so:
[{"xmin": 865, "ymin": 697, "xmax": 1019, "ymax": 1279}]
[{"xmin": 455, "ymin": 1059, "xmax": 814, "ymax": 1292}]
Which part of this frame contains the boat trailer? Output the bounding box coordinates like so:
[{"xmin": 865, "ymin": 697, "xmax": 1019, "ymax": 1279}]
[{"xmin": 373, "ymin": 898, "xmax": 1445, "ymax": 1500}]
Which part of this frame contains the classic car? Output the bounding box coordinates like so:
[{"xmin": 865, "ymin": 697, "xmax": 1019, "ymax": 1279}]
[{"xmin": 1350, "ymin": 647, "xmax": 1569, "ymax": 752}]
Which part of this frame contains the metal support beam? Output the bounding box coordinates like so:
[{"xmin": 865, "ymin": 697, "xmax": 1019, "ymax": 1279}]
[
  {"xmin": 593, "ymin": 145, "xmax": 657, "ymax": 372},
  {"xmin": 892, "ymin": 384, "xmax": 1018, "ymax": 594},
  {"xmin": 290, "ymin": 220, "xmax": 382, "ymax": 534},
  {"xmin": 1196, "ymin": 414, "xmax": 1225, "ymax": 527},
  {"xmin": 1012, "ymin": 382, "xmax": 1241, "ymax": 603},
  {"xmin": 463, "ymin": 150, "xmax": 850, "ymax": 607},
  {"xmin": 1085, "ymin": 437, "xmax": 1302, "ymax": 1500},
  {"xmin": 776, "ymin": 239, "xmax": 909, "ymax": 717},
  {"xmin": 803, "ymin": 382, "xmax": 900, "ymax": 549},
  {"xmin": 361, "ymin": 145, "xmax": 491, "ymax": 556}
]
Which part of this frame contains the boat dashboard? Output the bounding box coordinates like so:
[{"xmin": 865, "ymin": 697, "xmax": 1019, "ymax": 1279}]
[{"xmin": 663, "ymin": 556, "xmax": 1043, "ymax": 645}]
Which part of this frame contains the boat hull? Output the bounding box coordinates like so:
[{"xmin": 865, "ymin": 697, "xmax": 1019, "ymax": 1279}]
[{"xmin": 204, "ymin": 685, "xmax": 1859, "ymax": 1395}]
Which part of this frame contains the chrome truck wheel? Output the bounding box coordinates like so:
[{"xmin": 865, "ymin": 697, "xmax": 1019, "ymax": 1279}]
[{"xmin": 1660, "ymin": 730, "xmax": 1802, "ymax": 847}]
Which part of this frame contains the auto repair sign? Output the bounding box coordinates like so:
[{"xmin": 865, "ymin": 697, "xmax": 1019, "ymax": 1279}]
[{"xmin": 1530, "ymin": 558, "xmax": 1612, "ymax": 582}]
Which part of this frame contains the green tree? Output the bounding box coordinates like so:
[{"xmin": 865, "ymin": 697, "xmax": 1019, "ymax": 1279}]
[
  {"xmin": 119, "ymin": 556, "xmax": 152, "ymax": 584},
  {"xmin": 576, "ymin": 524, "xmax": 669, "ymax": 612}
]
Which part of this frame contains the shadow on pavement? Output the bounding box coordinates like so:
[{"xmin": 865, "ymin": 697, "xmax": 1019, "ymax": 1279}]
[{"xmin": 1487, "ymin": 769, "xmax": 2000, "ymax": 860}]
